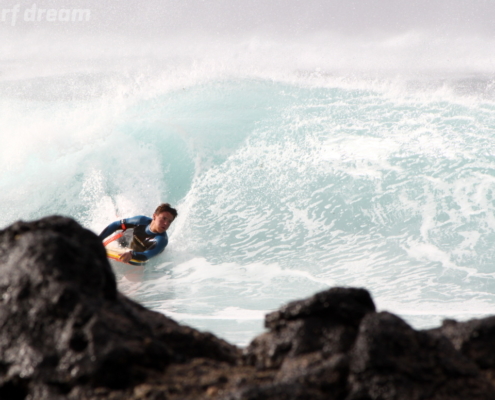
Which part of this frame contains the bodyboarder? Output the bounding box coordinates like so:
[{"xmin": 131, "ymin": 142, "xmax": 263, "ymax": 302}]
[{"xmin": 99, "ymin": 203, "xmax": 177, "ymax": 263}]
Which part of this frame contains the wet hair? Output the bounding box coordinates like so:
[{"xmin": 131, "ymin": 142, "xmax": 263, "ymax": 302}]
[{"xmin": 154, "ymin": 203, "xmax": 178, "ymax": 219}]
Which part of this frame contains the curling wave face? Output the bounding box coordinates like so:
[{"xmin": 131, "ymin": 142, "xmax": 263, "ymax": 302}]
[{"xmin": 2, "ymin": 26, "xmax": 495, "ymax": 345}]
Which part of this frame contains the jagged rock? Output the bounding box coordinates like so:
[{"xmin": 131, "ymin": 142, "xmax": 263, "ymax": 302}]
[
  {"xmin": 430, "ymin": 317, "xmax": 495, "ymax": 385},
  {"xmin": 0, "ymin": 216, "xmax": 239, "ymax": 399},
  {"xmin": 433, "ymin": 317, "xmax": 495, "ymax": 370},
  {"xmin": 348, "ymin": 312, "xmax": 495, "ymax": 400},
  {"xmin": 2, "ymin": 216, "xmax": 495, "ymax": 400},
  {"xmin": 222, "ymin": 382, "xmax": 327, "ymax": 400},
  {"xmin": 265, "ymin": 287, "xmax": 375, "ymax": 330},
  {"xmin": 244, "ymin": 287, "xmax": 375, "ymax": 369},
  {"xmin": 275, "ymin": 352, "xmax": 348, "ymax": 398}
]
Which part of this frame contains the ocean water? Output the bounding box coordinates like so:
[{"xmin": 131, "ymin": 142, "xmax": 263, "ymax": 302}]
[{"xmin": 2, "ymin": 1, "xmax": 495, "ymax": 346}]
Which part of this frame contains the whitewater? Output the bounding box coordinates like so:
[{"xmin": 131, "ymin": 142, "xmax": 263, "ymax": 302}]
[{"xmin": 2, "ymin": 1, "xmax": 495, "ymax": 346}]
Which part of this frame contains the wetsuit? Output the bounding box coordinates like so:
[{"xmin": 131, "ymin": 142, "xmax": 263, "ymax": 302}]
[{"xmin": 98, "ymin": 216, "xmax": 168, "ymax": 262}]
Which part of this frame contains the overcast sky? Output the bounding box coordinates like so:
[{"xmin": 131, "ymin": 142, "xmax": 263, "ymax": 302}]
[
  {"xmin": 2, "ymin": 0, "xmax": 495, "ymax": 38},
  {"xmin": 1, "ymin": 0, "xmax": 494, "ymax": 80}
]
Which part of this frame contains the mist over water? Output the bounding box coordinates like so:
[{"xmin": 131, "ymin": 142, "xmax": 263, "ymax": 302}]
[{"xmin": 2, "ymin": 1, "xmax": 495, "ymax": 345}]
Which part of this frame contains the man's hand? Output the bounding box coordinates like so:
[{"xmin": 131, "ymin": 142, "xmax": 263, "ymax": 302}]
[{"xmin": 119, "ymin": 251, "xmax": 133, "ymax": 263}]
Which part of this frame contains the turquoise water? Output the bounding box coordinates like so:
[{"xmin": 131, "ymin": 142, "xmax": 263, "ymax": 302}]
[{"xmin": 2, "ymin": 60, "xmax": 495, "ymax": 345}]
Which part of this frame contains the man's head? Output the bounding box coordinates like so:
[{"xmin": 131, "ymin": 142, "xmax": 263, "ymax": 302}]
[
  {"xmin": 150, "ymin": 203, "xmax": 177, "ymax": 233},
  {"xmin": 154, "ymin": 203, "xmax": 178, "ymax": 219}
]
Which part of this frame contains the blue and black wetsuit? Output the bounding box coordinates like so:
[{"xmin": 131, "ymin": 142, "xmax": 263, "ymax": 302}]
[{"xmin": 98, "ymin": 216, "xmax": 168, "ymax": 262}]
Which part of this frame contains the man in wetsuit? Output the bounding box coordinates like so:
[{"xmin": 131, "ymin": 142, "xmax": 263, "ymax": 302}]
[{"xmin": 99, "ymin": 203, "xmax": 177, "ymax": 263}]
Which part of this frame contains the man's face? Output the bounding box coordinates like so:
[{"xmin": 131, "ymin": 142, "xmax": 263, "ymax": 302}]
[{"xmin": 151, "ymin": 211, "xmax": 175, "ymax": 233}]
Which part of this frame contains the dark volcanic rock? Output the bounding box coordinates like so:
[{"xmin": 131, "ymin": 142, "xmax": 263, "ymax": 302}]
[
  {"xmin": 245, "ymin": 287, "xmax": 375, "ymax": 369},
  {"xmin": 222, "ymin": 382, "xmax": 328, "ymax": 400},
  {"xmin": 265, "ymin": 287, "xmax": 375, "ymax": 330},
  {"xmin": 430, "ymin": 317, "xmax": 495, "ymax": 384},
  {"xmin": 348, "ymin": 312, "xmax": 495, "ymax": 400},
  {"xmin": 0, "ymin": 216, "xmax": 239, "ymax": 399},
  {"xmin": 239, "ymin": 288, "xmax": 375, "ymax": 399},
  {"xmin": 433, "ymin": 317, "xmax": 495, "ymax": 370},
  {"xmin": 2, "ymin": 216, "xmax": 495, "ymax": 400},
  {"xmin": 242, "ymin": 286, "xmax": 495, "ymax": 400}
]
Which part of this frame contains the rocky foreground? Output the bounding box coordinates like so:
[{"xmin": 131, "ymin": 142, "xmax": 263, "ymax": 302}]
[{"xmin": 1, "ymin": 217, "xmax": 495, "ymax": 400}]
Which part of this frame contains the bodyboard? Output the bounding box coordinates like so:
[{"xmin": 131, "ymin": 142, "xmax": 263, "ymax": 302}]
[{"xmin": 104, "ymin": 232, "xmax": 147, "ymax": 266}]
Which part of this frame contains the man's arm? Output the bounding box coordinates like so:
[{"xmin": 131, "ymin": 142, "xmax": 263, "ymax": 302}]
[{"xmin": 98, "ymin": 220, "xmax": 122, "ymax": 240}]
